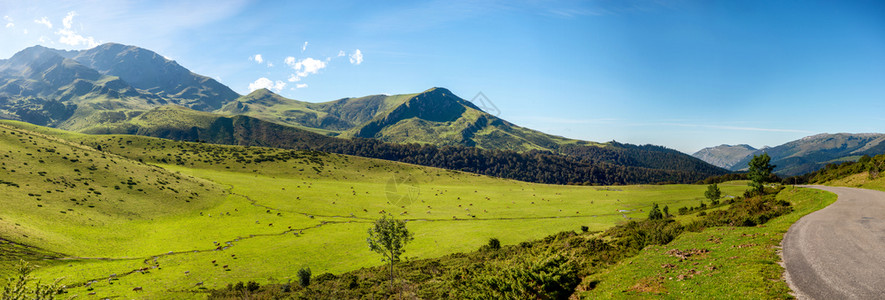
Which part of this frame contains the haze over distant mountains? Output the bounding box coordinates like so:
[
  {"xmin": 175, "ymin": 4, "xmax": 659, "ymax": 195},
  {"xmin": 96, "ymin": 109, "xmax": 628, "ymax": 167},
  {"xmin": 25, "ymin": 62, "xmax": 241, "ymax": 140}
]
[{"xmin": 693, "ymin": 133, "xmax": 885, "ymax": 176}]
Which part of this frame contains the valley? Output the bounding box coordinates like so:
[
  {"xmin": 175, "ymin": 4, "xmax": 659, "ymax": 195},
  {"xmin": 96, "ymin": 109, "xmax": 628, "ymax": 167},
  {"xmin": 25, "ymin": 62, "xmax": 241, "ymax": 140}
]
[{"xmin": 0, "ymin": 121, "xmax": 748, "ymax": 298}]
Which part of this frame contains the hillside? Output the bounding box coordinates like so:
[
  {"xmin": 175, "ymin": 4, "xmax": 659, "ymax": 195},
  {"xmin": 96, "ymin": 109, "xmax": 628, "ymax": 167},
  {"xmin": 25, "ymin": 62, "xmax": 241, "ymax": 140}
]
[
  {"xmin": 0, "ymin": 120, "xmax": 747, "ymax": 298},
  {"xmin": 53, "ymin": 106, "xmax": 728, "ymax": 185},
  {"xmin": 692, "ymin": 144, "xmax": 758, "ymax": 169},
  {"xmin": 1, "ymin": 43, "xmax": 727, "ymax": 185},
  {"xmin": 788, "ymin": 153, "xmax": 885, "ymax": 191},
  {"xmin": 221, "ymin": 87, "xmax": 586, "ymax": 152},
  {"xmin": 730, "ymin": 133, "xmax": 885, "ymax": 176}
]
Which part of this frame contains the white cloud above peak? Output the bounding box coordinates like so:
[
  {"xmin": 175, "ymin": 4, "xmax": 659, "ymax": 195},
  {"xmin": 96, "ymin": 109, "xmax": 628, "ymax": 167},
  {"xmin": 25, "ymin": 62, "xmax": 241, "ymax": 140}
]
[
  {"xmin": 302, "ymin": 41, "xmax": 308, "ymax": 52},
  {"xmin": 349, "ymin": 49, "xmax": 363, "ymax": 65},
  {"xmin": 248, "ymin": 77, "xmax": 286, "ymax": 92},
  {"xmin": 251, "ymin": 54, "xmax": 263, "ymax": 64},
  {"xmin": 55, "ymin": 11, "xmax": 99, "ymax": 47}
]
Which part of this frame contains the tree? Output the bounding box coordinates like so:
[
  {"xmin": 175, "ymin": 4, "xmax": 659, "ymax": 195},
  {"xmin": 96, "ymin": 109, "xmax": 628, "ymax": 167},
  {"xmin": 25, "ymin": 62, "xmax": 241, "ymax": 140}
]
[
  {"xmin": 705, "ymin": 183, "xmax": 721, "ymax": 202},
  {"xmin": 487, "ymin": 238, "xmax": 501, "ymax": 250},
  {"xmin": 297, "ymin": 267, "xmax": 311, "ymax": 287},
  {"xmin": 648, "ymin": 203, "xmax": 663, "ymax": 220},
  {"xmin": 367, "ymin": 215, "xmax": 414, "ymax": 291},
  {"xmin": 663, "ymin": 205, "xmax": 670, "ymax": 218},
  {"xmin": 748, "ymin": 153, "xmax": 776, "ymax": 194},
  {"xmin": 2, "ymin": 260, "xmax": 69, "ymax": 300}
]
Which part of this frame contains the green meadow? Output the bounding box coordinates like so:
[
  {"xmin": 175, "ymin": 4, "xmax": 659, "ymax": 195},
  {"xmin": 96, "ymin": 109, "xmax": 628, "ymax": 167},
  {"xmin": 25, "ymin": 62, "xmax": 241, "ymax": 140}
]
[{"xmin": 0, "ymin": 121, "xmax": 748, "ymax": 299}]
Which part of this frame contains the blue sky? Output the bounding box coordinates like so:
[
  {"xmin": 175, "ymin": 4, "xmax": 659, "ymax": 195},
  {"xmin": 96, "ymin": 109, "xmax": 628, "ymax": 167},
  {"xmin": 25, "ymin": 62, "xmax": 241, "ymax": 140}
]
[{"xmin": 2, "ymin": 0, "xmax": 884, "ymax": 153}]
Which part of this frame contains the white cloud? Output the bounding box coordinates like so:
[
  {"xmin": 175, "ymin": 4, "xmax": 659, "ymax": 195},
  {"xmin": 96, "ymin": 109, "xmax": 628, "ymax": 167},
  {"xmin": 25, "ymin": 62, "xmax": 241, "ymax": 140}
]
[
  {"xmin": 266, "ymin": 62, "xmax": 273, "ymax": 67},
  {"xmin": 4, "ymin": 16, "xmax": 13, "ymax": 28},
  {"xmin": 57, "ymin": 28, "xmax": 99, "ymax": 47},
  {"xmin": 55, "ymin": 11, "xmax": 99, "ymax": 47},
  {"xmin": 285, "ymin": 57, "xmax": 326, "ymax": 81},
  {"xmin": 349, "ymin": 49, "xmax": 363, "ymax": 65},
  {"xmin": 302, "ymin": 41, "xmax": 308, "ymax": 52},
  {"xmin": 295, "ymin": 58, "xmax": 326, "ymax": 76},
  {"xmin": 337, "ymin": 50, "xmax": 345, "ymax": 57},
  {"xmin": 5, "ymin": 23, "xmax": 12, "ymax": 28},
  {"xmin": 35, "ymin": 17, "xmax": 52, "ymax": 28},
  {"xmin": 250, "ymin": 54, "xmax": 264, "ymax": 64},
  {"xmin": 296, "ymin": 83, "xmax": 308, "ymax": 89},
  {"xmin": 248, "ymin": 77, "xmax": 286, "ymax": 92},
  {"xmin": 63, "ymin": 12, "xmax": 76, "ymax": 29}
]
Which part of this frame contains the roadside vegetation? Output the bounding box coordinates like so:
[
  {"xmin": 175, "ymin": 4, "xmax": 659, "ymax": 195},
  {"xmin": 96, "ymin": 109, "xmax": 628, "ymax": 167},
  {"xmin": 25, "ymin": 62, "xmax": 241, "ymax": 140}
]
[
  {"xmin": 205, "ymin": 184, "xmax": 830, "ymax": 299},
  {"xmin": 786, "ymin": 153, "xmax": 885, "ymax": 191}
]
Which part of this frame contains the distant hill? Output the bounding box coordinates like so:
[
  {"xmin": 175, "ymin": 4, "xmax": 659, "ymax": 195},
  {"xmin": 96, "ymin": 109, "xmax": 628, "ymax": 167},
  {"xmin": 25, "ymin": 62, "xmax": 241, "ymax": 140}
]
[
  {"xmin": 692, "ymin": 144, "xmax": 758, "ymax": 169},
  {"xmin": 0, "ymin": 43, "xmax": 728, "ymax": 184},
  {"xmin": 697, "ymin": 133, "xmax": 885, "ymax": 176}
]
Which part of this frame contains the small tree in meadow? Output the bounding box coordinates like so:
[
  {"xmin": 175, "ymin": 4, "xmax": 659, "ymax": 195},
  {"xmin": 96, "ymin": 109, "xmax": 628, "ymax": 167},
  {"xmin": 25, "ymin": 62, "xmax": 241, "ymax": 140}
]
[
  {"xmin": 748, "ymin": 153, "xmax": 775, "ymax": 194},
  {"xmin": 648, "ymin": 203, "xmax": 663, "ymax": 220},
  {"xmin": 2, "ymin": 260, "xmax": 69, "ymax": 300},
  {"xmin": 367, "ymin": 215, "xmax": 414, "ymax": 291},
  {"xmin": 705, "ymin": 183, "xmax": 721, "ymax": 204}
]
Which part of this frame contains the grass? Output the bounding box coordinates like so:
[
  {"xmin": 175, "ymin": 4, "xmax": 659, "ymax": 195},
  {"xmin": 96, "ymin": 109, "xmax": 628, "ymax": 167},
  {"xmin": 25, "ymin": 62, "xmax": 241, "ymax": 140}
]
[
  {"xmin": 825, "ymin": 172, "xmax": 885, "ymax": 192},
  {"xmin": 576, "ymin": 186, "xmax": 837, "ymax": 299},
  {"xmin": 1, "ymin": 120, "xmax": 748, "ymax": 298}
]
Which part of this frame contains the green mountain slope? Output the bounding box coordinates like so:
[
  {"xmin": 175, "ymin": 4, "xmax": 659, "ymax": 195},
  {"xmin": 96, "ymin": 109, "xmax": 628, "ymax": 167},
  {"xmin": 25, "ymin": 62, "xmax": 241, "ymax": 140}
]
[
  {"xmin": 57, "ymin": 105, "xmax": 727, "ymax": 185},
  {"xmin": 221, "ymin": 87, "xmax": 586, "ymax": 152},
  {"xmin": 63, "ymin": 43, "xmax": 239, "ymax": 110}
]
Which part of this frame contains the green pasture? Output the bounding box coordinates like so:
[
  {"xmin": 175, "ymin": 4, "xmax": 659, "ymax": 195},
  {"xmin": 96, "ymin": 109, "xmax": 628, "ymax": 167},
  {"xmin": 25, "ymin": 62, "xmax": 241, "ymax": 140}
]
[{"xmin": 0, "ymin": 121, "xmax": 748, "ymax": 298}]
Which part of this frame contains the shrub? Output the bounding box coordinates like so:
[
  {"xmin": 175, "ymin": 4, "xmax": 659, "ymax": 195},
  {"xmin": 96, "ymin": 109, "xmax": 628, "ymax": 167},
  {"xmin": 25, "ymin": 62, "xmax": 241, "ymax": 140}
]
[
  {"xmin": 487, "ymin": 238, "xmax": 501, "ymax": 250},
  {"xmin": 298, "ymin": 267, "xmax": 312, "ymax": 287},
  {"xmin": 648, "ymin": 203, "xmax": 663, "ymax": 220},
  {"xmin": 580, "ymin": 226, "xmax": 589, "ymax": 232},
  {"xmin": 314, "ymin": 272, "xmax": 336, "ymax": 283}
]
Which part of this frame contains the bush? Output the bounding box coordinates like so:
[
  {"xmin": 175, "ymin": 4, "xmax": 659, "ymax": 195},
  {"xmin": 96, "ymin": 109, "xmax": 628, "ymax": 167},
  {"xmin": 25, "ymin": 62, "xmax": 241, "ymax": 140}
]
[
  {"xmin": 314, "ymin": 272, "xmax": 336, "ymax": 283},
  {"xmin": 455, "ymin": 255, "xmax": 579, "ymax": 299},
  {"xmin": 246, "ymin": 281, "xmax": 260, "ymax": 292},
  {"xmin": 1, "ymin": 260, "xmax": 68, "ymax": 299},
  {"xmin": 298, "ymin": 267, "xmax": 312, "ymax": 287},
  {"xmin": 487, "ymin": 238, "xmax": 501, "ymax": 250},
  {"xmin": 580, "ymin": 225, "xmax": 589, "ymax": 232}
]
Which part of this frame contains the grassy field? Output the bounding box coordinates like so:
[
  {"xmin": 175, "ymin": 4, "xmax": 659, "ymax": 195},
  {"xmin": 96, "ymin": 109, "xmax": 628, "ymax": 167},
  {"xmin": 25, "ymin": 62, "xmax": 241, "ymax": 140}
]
[
  {"xmin": 1, "ymin": 121, "xmax": 748, "ymax": 299},
  {"xmin": 576, "ymin": 186, "xmax": 837, "ymax": 299}
]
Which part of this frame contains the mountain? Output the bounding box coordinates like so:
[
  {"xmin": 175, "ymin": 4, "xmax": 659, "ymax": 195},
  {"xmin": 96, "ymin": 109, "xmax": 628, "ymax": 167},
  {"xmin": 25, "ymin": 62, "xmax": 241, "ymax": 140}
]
[
  {"xmin": 220, "ymin": 87, "xmax": 587, "ymax": 152},
  {"xmin": 692, "ymin": 144, "xmax": 758, "ymax": 169},
  {"xmin": 0, "ymin": 43, "xmax": 729, "ymax": 184},
  {"xmin": 698, "ymin": 133, "xmax": 885, "ymax": 176},
  {"xmin": 61, "ymin": 43, "xmax": 238, "ymax": 110}
]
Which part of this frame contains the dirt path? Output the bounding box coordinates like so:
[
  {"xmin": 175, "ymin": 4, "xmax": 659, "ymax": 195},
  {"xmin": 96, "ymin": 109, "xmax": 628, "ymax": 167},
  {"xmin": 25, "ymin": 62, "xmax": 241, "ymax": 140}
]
[{"xmin": 783, "ymin": 186, "xmax": 885, "ymax": 299}]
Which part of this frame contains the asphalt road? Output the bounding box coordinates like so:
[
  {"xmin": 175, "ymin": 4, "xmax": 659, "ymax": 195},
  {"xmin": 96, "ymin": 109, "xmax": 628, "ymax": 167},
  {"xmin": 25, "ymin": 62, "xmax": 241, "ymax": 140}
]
[{"xmin": 783, "ymin": 185, "xmax": 885, "ymax": 299}]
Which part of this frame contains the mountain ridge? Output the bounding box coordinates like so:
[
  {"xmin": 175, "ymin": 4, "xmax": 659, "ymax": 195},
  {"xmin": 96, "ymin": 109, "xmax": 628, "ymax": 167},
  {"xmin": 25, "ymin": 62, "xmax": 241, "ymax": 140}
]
[
  {"xmin": 0, "ymin": 43, "xmax": 729, "ymax": 184},
  {"xmin": 694, "ymin": 133, "xmax": 885, "ymax": 176}
]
